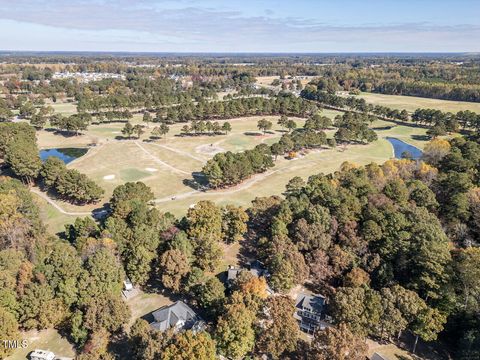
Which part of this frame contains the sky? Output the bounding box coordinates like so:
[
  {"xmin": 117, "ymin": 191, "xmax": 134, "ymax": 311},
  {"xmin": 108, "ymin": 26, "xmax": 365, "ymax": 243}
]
[{"xmin": 0, "ymin": 0, "xmax": 479, "ymax": 53}]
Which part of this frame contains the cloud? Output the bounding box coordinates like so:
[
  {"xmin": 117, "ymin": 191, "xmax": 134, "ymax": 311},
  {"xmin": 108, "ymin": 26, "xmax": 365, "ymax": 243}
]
[{"xmin": 0, "ymin": 0, "xmax": 478, "ymax": 51}]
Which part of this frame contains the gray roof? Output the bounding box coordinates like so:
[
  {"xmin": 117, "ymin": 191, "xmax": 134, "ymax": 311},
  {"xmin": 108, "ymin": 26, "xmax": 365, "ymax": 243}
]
[
  {"xmin": 227, "ymin": 267, "xmax": 242, "ymax": 282},
  {"xmin": 371, "ymin": 353, "xmax": 389, "ymax": 360},
  {"xmin": 150, "ymin": 301, "xmax": 201, "ymax": 332},
  {"xmin": 295, "ymin": 293, "xmax": 326, "ymax": 314}
]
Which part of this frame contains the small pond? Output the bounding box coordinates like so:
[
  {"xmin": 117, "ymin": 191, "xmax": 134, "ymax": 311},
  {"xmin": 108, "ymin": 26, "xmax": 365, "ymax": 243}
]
[
  {"xmin": 386, "ymin": 137, "xmax": 423, "ymax": 160},
  {"xmin": 39, "ymin": 147, "xmax": 88, "ymax": 164}
]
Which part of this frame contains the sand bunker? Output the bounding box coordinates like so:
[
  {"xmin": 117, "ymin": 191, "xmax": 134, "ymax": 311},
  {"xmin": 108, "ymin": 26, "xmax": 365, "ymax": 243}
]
[
  {"xmin": 103, "ymin": 174, "xmax": 115, "ymax": 180},
  {"xmin": 145, "ymin": 167, "xmax": 158, "ymax": 172},
  {"xmin": 196, "ymin": 144, "xmax": 225, "ymax": 155}
]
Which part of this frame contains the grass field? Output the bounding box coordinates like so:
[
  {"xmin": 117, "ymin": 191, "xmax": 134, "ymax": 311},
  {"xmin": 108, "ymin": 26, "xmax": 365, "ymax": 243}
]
[{"xmin": 355, "ymin": 92, "xmax": 480, "ymax": 113}]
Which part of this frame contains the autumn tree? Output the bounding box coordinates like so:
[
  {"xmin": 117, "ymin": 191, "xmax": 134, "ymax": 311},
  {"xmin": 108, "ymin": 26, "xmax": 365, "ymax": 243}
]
[
  {"xmin": 159, "ymin": 249, "xmax": 191, "ymax": 292},
  {"xmin": 256, "ymin": 296, "xmax": 299, "ymax": 358},
  {"xmin": 309, "ymin": 323, "xmax": 368, "ymax": 360}
]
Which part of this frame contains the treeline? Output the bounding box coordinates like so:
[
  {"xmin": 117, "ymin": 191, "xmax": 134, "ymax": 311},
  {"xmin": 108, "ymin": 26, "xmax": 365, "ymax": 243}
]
[
  {"xmin": 202, "ymin": 112, "xmax": 377, "ymax": 188},
  {"xmin": 0, "ymin": 122, "xmax": 103, "ymax": 204},
  {"xmin": 160, "ymin": 94, "xmax": 318, "ymax": 123},
  {"xmin": 40, "ymin": 157, "xmax": 104, "ymax": 204},
  {"xmin": 311, "ymin": 63, "xmax": 480, "ymax": 102},
  {"xmin": 301, "ymin": 86, "xmax": 480, "ymax": 133},
  {"xmin": 374, "ymin": 80, "xmax": 480, "ymax": 103}
]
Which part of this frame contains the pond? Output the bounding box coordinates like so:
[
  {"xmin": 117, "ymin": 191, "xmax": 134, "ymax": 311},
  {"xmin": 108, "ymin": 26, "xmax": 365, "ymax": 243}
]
[
  {"xmin": 386, "ymin": 137, "xmax": 423, "ymax": 160},
  {"xmin": 39, "ymin": 147, "xmax": 88, "ymax": 164}
]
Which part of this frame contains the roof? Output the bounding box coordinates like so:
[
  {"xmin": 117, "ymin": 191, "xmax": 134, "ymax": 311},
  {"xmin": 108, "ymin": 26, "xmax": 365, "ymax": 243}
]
[
  {"xmin": 371, "ymin": 353, "xmax": 389, "ymax": 360},
  {"xmin": 295, "ymin": 293, "xmax": 326, "ymax": 314},
  {"xmin": 29, "ymin": 349, "xmax": 55, "ymax": 360},
  {"xmin": 227, "ymin": 267, "xmax": 242, "ymax": 282},
  {"xmin": 150, "ymin": 301, "xmax": 201, "ymax": 332}
]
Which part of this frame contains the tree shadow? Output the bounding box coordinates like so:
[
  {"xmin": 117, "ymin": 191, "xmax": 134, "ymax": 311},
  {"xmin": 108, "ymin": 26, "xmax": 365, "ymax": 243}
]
[
  {"xmin": 411, "ymin": 134, "xmax": 430, "ymax": 141},
  {"xmin": 244, "ymin": 131, "xmax": 263, "ymax": 136},
  {"xmin": 182, "ymin": 172, "xmax": 209, "ymax": 191}
]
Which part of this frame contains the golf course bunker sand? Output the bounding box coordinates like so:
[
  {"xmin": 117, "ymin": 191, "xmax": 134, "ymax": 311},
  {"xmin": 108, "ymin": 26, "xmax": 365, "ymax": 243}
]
[
  {"xmin": 103, "ymin": 174, "xmax": 116, "ymax": 180},
  {"xmin": 145, "ymin": 167, "xmax": 158, "ymax": 172},
  {"xmin": 196, "ymin": 144, "xmax": 225, "ymax": 155}
]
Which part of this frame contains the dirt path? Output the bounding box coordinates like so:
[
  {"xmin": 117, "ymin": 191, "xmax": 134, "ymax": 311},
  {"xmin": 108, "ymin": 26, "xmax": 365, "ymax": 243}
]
[
  {"xmin": 153, "ymin": 167, "xmax": 282, "ymax": 204},
  {"xmin": 133, "ymin": 141, "xmax": 190, "ymax": 175},
  {"xmin": 148, "ymin": 142, "xmax": 206, "ymax": 163}
]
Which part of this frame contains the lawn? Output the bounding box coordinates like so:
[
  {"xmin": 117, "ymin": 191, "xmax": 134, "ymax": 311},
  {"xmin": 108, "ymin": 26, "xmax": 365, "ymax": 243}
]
[
  {"xmin": 6, "ymin": 329, "xmax": 76, "ymax": 360},
  {"xmin": 354, "ymin": 92, "xmax": 480, "ymax": 113}
]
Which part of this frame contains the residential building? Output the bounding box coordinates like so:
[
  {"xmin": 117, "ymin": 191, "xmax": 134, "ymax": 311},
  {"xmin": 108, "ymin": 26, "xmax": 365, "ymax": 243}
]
[
  {"xmin": 148, "ymin": 301, "xmax": 205, "ymax": 332},
  {"xmin": 294, "ymin": 293, "xmax": 330, "ymax": 334},
  {"xmin": 227, "ymin": 260, "xmax": 274, "ymax": 295}
]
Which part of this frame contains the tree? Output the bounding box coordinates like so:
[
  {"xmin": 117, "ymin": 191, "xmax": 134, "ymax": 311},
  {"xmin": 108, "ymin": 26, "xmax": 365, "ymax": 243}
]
[
  {"xmin": 122, "ymin": 122, "xmax": 134, "ymax": 138},
  {"xmin": 82, "ymin": 293, "xmax": 130, "ymax": 333},
  {"xmin": 222, "ymin": 205, "xmax": 248, "ymax": 243},
  {"xmin": 19, "ymin": 282, "xmax": 67, "ymax": 330},
  {"xmin": 455, "ymin": 247, "xmax": 480, "ymax": 310},
  {"xmin": 277, "ymin": 115, "xmax": 288, "ymax": 131},
  {"xmin": 412, "ymin": 307, "xmax": 446, "ymax": 353},
  {"xmin": 40, "ymin": 156, "xmax": 66, "ymax": 187},
  {"xmin": 0, "ymin": 306, "xmax": 19, "ymax": 358},
  {"xmin": 270, "ymin": 142, "xmax": 284, "ymax": 160},
  {"xmin": 133, "ymin": 124, "xmax": 145, "ymax": 139},
  {"xmin": 331, "ymin": 287, "xmax": 383, "ymax": 337},
  {"xmin": 159, "ymin": 249, "xmax": 190, "ymax": 292},
  {"xmin": 143, "ymin": 112, "xmax": 152, "ymax": 126},
  {"xmin": 215, "ymin": 300, "xmax": 256, "ymax": 359},
  {"xmin": 187, "ymin": 201, "xmax": 223, "ymax": 242},
  {"xmin": 30, "ymin": 113, "xmax": 47, "ymax": 129},
  {"xmin": 222, "ymin": 121, "xmax": 232, "ymax": 135},
  {"xmin": 5, "ymin": 139, "xmax": 41, "ymax": 183},
  {"xmin": 257, "ymin": 118, "xmax": 273, "ymax": 134},
  {"xmin": 196, "ymin": 276, "xmax": 225, "ymax": 312},
  {"xmin": 422, "ymin": 138, "xmax": 451, "ymax": 165},
  {"xmin": 309, "ymin": 323, "xmax": 368, "ymax": 360},
  {"xmin": 285, "ymin": 176, "xmax": 305, "ymax": 195},
  {"xmin": 158, "ymin": 123, "xmax": 170, "ymax": 139},
  {"xmin": 256, "ymin": 296, "xmax": 299, "ymax": 358},
  {"xmin": 286, "ymin": 119, "xmax": 297, "ymax": 132},
  {"xmin": 163, "ymin": 331, "xmax": 216, "ymax": 360}
]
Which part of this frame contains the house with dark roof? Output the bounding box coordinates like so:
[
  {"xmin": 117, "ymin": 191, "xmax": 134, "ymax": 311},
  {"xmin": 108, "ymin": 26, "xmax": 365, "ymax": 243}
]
[
  {"xmin": 294, "ymin": 293, "xmax": 330, "ymax": 334},
  {"xmin": 148, "ymin": 301, "xmax": 205, "ymax": 332},
  {"xmin": 226, "ymin": 260, "xmax": 274, "ymax": 295}
]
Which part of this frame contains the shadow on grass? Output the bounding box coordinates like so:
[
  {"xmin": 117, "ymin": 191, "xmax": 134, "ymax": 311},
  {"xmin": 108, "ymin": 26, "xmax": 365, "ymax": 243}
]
[{"xmin": 411, "ymin": 134, "xmax": 430, "ymax": 141}]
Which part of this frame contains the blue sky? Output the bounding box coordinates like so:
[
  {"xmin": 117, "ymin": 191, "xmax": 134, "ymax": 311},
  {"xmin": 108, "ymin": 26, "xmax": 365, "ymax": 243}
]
[{"xmin": 0, "ymin": 0, "xmax": 478, "ymax": 52}]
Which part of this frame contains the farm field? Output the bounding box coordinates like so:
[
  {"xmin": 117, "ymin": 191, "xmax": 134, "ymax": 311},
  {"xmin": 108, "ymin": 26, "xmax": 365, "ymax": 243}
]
[
  {"xmin": 34, "ymin": 107, "xmax": 430, "ymax": 228},
  {"xmin": 354, "ymin": 92, "xmax": 480, "ymax": 113}
]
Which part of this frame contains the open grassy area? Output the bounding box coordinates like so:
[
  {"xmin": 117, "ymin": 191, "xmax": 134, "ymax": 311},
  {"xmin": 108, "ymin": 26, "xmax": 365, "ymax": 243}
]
[
  {"xmin": 6, "ymin": 329, "xmax": 76, "ymax": 360},
  {"xmin": 33, "ymin": 107, "xmax": 430, "ymax": 229},
  {"xmin": 355, "ymin": 92, "xmax": 480, "ymax": 113}
]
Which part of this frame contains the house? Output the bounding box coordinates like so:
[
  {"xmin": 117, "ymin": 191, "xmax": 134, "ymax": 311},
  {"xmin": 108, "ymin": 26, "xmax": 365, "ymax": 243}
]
[
  {"xmin": 294, "ymin": 293, "xmax": 330, "ymax": 334},
  {"xmin": 29, "ymin": 349, "xmax": 55, "ymax": 360},
  {"xmin": 148, "ymin": 301, "xmax": 205, "ymax": 332},
  {"xmin": 226, "ymin": 260, "xmax": 274, "ymax": 295}
]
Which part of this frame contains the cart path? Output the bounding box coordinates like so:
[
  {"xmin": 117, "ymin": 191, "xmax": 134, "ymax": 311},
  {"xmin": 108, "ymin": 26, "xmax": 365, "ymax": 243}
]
[{"xmin": 134, "ymin": 141, "xmax": 191, "ymax": 175}]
